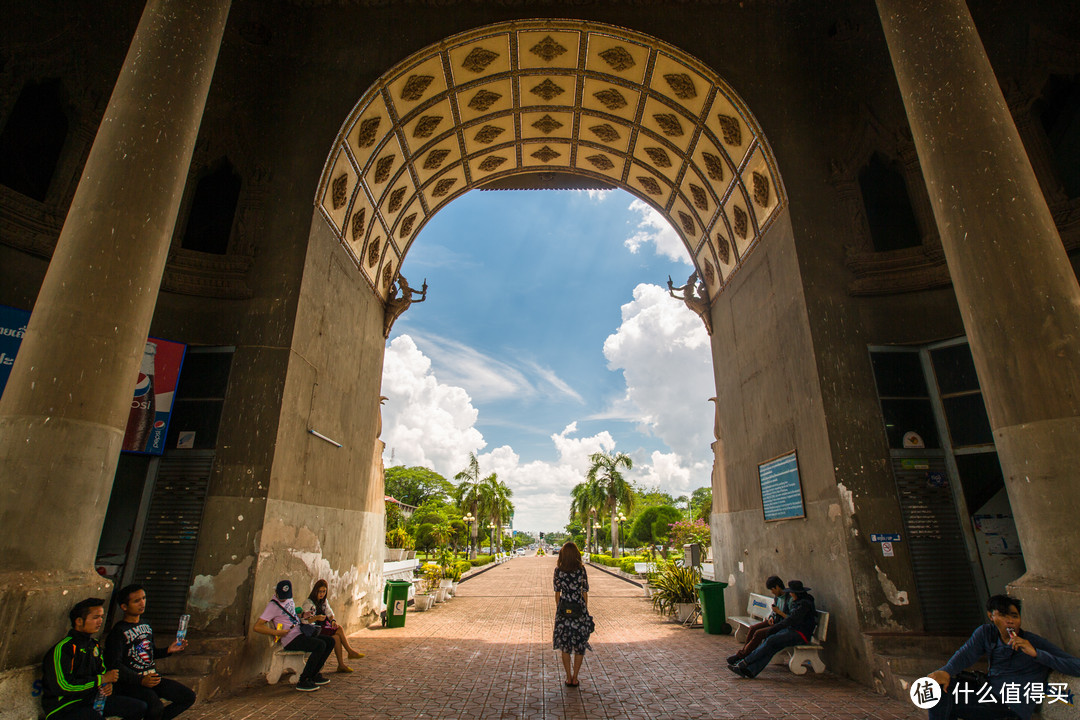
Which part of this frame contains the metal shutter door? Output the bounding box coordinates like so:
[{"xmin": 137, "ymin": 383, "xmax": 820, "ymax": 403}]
[
  {"xmin": 131, "ymin": 453, "xmax": 213, "ymax": 631},
  {"xmin": 892, "ymin": 456, "xmax": 984, "ymax": 633}
]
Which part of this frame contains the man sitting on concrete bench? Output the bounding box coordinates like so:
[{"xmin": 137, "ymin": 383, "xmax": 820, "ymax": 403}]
[
  {"xmin": 727, "ymin": 575, "xmax": 790, "ymax": 666},
  {"xmin": 253, "ymin": 580, "xmax": 334, "ymax": 692},
  {"xmin": 728, "ymin": 580, "xmax": 817, "ymax": 679}
]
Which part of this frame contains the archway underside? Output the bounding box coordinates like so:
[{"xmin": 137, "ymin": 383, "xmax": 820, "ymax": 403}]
[{"xmin": 317, "ymin": 20, "xmax": 785, "ymax": 302}]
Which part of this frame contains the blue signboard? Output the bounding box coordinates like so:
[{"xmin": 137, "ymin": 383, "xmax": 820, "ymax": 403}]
[
  {"xmin": 870, "ymin": 533, "xmax": 902, "ymax": 543},
  {"xmin": 0, "ymin": 305, "xmax": 31, "ymax": 398},
  {"xmin": 758, "ymin": 450, "xmax": 805, "ymax": 522}
]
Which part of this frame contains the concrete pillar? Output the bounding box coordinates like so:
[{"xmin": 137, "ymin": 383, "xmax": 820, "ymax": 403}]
[
  {"xmin": 875, "ymin": 0, "xmax": 1080, "ymax": 650},
  {"xmin": 0, "ymin": 0, "xmax": 231, "ymax": 672}
]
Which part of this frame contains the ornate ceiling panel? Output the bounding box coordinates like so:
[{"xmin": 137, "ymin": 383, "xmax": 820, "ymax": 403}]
[{"xmin": 318, "ymin": 20, "xmax": 786, "ymax": 300}]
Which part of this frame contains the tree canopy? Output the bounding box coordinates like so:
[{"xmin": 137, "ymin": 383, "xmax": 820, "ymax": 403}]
[{"xmin": 384, "ymin": 465, "xmax": 454, "ymax": 507}]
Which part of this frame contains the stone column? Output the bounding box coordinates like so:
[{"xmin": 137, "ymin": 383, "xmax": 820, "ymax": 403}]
[
  {"xmin": 0, "ymin": 0, "xmax": 231, "ymax": 672},
  {"xmin": 875, "ymin": 0, "xmax": 1080, "ymax": 650}
]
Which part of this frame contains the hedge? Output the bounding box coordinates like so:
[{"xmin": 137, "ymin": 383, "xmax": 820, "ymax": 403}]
[{"xmin": 470, "ymin": 554, "xmax": 495, "ymax": 567}]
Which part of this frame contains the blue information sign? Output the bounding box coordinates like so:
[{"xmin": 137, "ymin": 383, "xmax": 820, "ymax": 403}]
[
  {"xmin": 870, "ymin": 533, "xmax": 902, "ymax": 542},
  {"xmin": 758, "ymin": 450, "xmax": 805, "ymax": 522}
]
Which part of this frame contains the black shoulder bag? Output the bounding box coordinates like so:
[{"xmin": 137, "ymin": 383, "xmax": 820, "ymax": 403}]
[
  {"xmin": 273, "ymin": 599, "xmax": 318, "ymax": 637},
  {"xmin": 557, "ymin": 600, "xmax": 586, "ymax": 618}
]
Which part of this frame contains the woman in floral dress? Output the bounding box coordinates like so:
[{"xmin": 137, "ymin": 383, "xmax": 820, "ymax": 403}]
[{"xmin": 553, "ymin": 542, "xmax": 594, "ymax": 687}]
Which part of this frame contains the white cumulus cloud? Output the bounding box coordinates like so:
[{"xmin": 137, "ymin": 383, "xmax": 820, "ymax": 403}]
[
  {"xmin": 380, "ymin": 335, "xmax": 486, "ymax": 472},
  {"xmin": 624, "ymin": 198, "xmax": 693, "ymax": 264},
  {"xmin": 602, "ymin": 283, "xmax": 716, "ymax": 466}
]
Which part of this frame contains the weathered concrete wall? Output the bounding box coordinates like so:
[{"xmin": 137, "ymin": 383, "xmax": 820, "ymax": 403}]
[
  {"xmin": 708, "ymin": 209, "xmax": 872, "ymax": 684},
  {"xmin": 238, "ymin": 213, "xmax": 387, "ymax": 678}
]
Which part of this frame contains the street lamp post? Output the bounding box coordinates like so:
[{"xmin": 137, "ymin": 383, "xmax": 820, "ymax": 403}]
[
  {"xmin": 463, "ymin": 512, "xmax": 475, "ymax": 559},
  {"xmin": 592, "ymin": 521, "xmax": 602, "ymax": 556},
  {"xmin": 617, "ymin": 511, "xmax": 627, "ymax": 556},
  {"xmin": 488, "ymin": 522, "xmax": 497, "ymax": 555}
]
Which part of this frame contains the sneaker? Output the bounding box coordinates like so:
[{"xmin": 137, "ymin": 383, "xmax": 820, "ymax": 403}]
[
  {"xmin": 733, "ymin": 662, "xmax": 754, "ymax": 679},
  {"xmin": 312, "ymin": 674, "xmax": 331, "ymax": 685},
  {"xmin": 296, "ymin": 678, "xmax": 320, "ymax": 692},
  {"xmin": 726, "ymin": 654, "xmax": 742, "ymax": 665}
]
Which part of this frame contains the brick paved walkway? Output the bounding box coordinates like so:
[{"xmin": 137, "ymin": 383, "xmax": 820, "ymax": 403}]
[{"xmin": 187, "ymin": 557, "xmax": 923, "ymax": 719}]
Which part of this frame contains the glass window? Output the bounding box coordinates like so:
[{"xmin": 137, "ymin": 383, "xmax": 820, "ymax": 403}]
[
  {"xmin": 181, "ymin": 160, "xmax": 241, "ymax": 255},
  {"xmin": 930, "ymin": 344, "xmax": 980, "ymax": 395},
  {"xmin": 0, "ymin": 79, "xmax": 68, "ymax": 201},
  {"xmin": 879, "ymin": 398, "xmax": 941, "ymax": 449},
  {"xmin": 871, "ymin": 351, "xmax": 928, "ymax": 398},
  {"xmin": 955, "ymin": 452, "xmax": 1005, "ymax": 515},
  {"xmin": 942, "ymin": 394, "xmax": 994, "ymax": 447},
  {"xmin": 175, "ymin": 352, "xmax": 232, "ymax": 400}
]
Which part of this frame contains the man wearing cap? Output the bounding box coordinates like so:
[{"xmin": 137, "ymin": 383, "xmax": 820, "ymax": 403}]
[
  {"xmin": 728, "ymin": 580, "xmax": 818, "ymax": 679},
  {"xmin": 253, "ymin": 580, "xmax": 335, "ymax": 692}
]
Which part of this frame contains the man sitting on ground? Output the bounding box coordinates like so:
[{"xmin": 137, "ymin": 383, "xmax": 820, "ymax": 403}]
[
  {"xmin": 728, "ymin": 580, "xmax": 817, "ymax": 679},
  {"xmin": 727, "ymin": 575, "xmax": 791, "ymax": 666},
  {"xmin": 105, "ymin": 585, "xmax": 196, "ymax": 720},
  {"xmin": 42, "ymin": 597, "xmax": 146, "ymax": 720},
  {"xmin": 926, "ymin": 594, "xmax": 1080, "ymax": 720},
  {"xmin": 253, "ymin": 580, "xmax": 335, "ymax": 692}
]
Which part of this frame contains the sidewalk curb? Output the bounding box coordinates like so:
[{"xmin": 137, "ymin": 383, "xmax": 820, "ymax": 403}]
[{"xmin": 587, "ymin": 561, "xmax": 643, "ymax": 588}]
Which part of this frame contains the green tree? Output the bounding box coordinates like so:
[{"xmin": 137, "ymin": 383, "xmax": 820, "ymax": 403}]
[
  {"xmin": 690, "ymin": 486, "xmax": 713, "ymax": 522},
  {"xmin": 454, "ymin": 453, "xmax": 492, "ymax": 559},
  {"xmin": 569, "ymin": 479, "xmax": 603, "ymax": 555},
  {"xmin": 587, "ymin": 450, "xmax": 634, "ymax": 559},
  {"xmin": 478, "ymin": 472, "xmax": 514, "ymax": 554},
  {"xmin": 384, "ymin": 465, "xmax": 454, "ymax": 507},
  {"xmin": 651, "ymin": 506, "xmax": 684, "ymax": 544},
  {"xmin": 629, "ymin": 505, "xmax": 682, "ymax": 545}
]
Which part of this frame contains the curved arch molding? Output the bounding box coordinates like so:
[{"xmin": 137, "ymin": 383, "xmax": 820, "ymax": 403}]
[{"xmin": 316, "ymin": 20, "xmax": 786, "ymax": 302}]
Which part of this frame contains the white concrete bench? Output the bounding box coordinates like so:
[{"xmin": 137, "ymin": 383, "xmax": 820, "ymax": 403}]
[
  {"xmin": 632, "ymin": 562, "xmax": 659, "ymax": 577},
  {"xmin": 266, "ymin": 643, "xmax": 308, "ymax": 684},
  {"xmin": 772, "ymin": 610, "xmax": 830, "ymax": 675},
  {"xmin": 728, "ymin": 592, "xmax": 773, "ymax": 643}
]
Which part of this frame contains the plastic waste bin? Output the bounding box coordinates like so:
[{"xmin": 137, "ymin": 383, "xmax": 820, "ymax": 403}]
[
  {"xmin": 383, "ymin": 580, "xmax": 411, "ymax": 628},
  {"xmin": 695, "ymin": 579, "xmax": 730, "ymax": 635}
]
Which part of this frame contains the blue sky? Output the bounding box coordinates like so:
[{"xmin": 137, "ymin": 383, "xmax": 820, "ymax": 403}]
[{"xmin": 381, "ymin": 188, "xmax": 716, "ymax": 532}]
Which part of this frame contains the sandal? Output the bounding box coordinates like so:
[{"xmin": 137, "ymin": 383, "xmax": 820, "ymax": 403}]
[{"xmin": 336, "ymin": 665, "xmax": 353, "ymax": 673}]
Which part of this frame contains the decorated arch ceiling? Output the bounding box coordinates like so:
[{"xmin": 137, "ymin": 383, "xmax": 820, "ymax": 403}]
[{"xmin": 317, "ymin": 20, "xmax": 785, "ymax": 302}]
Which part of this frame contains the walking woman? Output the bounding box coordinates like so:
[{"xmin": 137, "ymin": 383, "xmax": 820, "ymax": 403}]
[
  {"xmin": 302, "ymin": 579, "xmax": 364, "ymax": 672},
  {"xmin": 553, "ymin": 541, "xmax": 594, "ymax": 687}
]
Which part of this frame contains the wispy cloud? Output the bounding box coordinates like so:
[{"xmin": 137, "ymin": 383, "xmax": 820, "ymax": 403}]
[
  {"xmin": 406, "ymin": 332, "xmax": 585, "ymax": 405},
  {"xmin": 624, "ymin": 199, "xmax": 693, "ymax": 264}
]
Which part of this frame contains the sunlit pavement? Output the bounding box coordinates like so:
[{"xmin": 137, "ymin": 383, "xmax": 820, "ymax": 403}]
[{"xmin": 185, "ymin": 557, "xmax": 922, "ymax": 719}]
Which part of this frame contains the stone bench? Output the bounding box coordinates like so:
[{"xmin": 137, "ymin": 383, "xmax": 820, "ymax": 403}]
[{"xmin": 266, "ymin": 644, "xmax": 308, "ymax": 685}]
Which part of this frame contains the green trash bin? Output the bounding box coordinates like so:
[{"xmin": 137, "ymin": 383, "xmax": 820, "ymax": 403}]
[
  {"xmin": 696, "ymin": 579, "xmax": 730, "ymax": 635},
  {"xmin": 383, "ymin": 580, "xmax": 411, "ymax": 628}
]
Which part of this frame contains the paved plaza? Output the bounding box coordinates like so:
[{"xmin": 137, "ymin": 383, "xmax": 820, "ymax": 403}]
[{"xmin": 187, "ymin": 557, "xmax": 924, "ymax": 719}]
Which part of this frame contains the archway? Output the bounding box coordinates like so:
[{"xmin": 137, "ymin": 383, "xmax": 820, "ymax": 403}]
[{"xmin": 315, "ymin": 19, "xmax": 786, "ymax": 305}]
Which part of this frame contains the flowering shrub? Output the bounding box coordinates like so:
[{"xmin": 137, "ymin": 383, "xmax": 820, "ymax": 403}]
[{"xmin": 668, "ymin": 518, "xmax": 710, "ymax": 552}]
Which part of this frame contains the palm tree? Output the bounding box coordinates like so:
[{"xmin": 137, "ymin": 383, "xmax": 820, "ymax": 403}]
[
  {"xmin": 569, "ymin": 479, "xmax": 601, "ymax": 555},
  {"xmin": 478, "ymin": 472, "xmax": 513, "ymax": 553},
  {"xmin": 454, "ymin": 453, "xmax": 484, "ymax": 559},
  {"xmin": 587, "ymin": 450, "xmax": 634, "ymax": 559}
]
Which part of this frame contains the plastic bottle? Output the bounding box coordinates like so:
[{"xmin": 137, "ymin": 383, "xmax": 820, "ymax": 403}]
[{"xmin": 92, "ymin": 686, "xmax": 106, "ymax": 714}]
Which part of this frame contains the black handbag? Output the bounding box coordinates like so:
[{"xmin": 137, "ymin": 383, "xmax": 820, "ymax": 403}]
[
  {"xmin": 557, "ymin": 600, "xmax": 586, "ymax": 618},
  {"xmin": 273, "ymin": 599, "xmax": 319, "ymax": 637}
]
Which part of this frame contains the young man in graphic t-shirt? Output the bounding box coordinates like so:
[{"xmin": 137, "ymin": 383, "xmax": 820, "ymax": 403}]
[
  {"xmin": 104, "ymin": 585, "xmax": 196, "ymax": 720},
  {"xmin": 253, "ymin": 579, "xmax": 335, "ymax": 692}
]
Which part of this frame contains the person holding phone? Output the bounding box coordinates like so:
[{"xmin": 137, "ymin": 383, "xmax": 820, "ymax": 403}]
[
  {"xmin": 302, "ymin": 579, "xmax": 364, "ymax": 672},
  {"xmin": 104, "ymin": 585, "xmax": 195, "ymax": 720}
]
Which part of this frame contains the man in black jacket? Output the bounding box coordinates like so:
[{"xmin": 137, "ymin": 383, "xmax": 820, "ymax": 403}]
[
  {"xmin": 105, "ymin": 585, "xmax": 195, "ymax": 720},
  {"xmin": 728, "ymin": 580, "xmax": 818, "ymax": 679},
  {"xmin": 41, "ymin": 597, "xmax": 146, "ymax": 719}
]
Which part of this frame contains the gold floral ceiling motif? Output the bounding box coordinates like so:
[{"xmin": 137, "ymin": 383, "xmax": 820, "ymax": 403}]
[{"xmin": 317, "ymin": 20, "xmax": 784, "ymax": 301}]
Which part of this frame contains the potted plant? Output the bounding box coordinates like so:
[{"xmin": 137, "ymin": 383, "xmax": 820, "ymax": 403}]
[
  {"xmin": 446, "ymin": 564, "xmax": 463, "ymax": 595},
  {"xmin": 650, "ymin": 563, "xmax": 700, "ymax": 622},
  {"xmin": 423, "ymin": 564, "xmax": 445, "ymax": 603},
  {"xmin": 412, "ymin": 575, "xmax": 434, "ymax": 612},
  {"xmin": 386, "ymin": 527, "xmax": 414, "ymax": 561}
]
